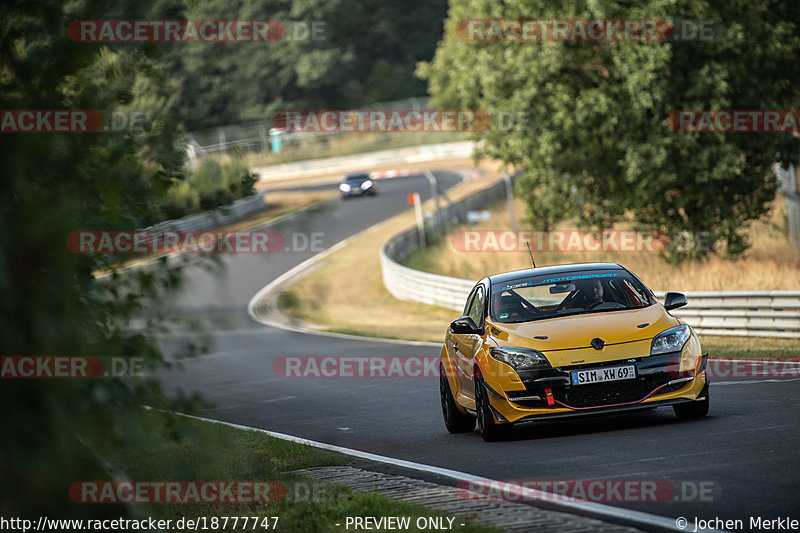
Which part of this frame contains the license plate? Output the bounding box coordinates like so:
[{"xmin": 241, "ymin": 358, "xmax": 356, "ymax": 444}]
[{"xmin": 571, "ymin": 364, "xmax": 636, "ymax": 385}]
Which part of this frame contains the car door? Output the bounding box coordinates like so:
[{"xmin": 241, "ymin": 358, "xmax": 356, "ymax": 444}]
[
  {"xmin": 453, "ymin": 284, "xmax": 486, "ymax": 406},
  {"xmin": 446, "ymin": 287, "xmax": 475, "ymax": 394}
]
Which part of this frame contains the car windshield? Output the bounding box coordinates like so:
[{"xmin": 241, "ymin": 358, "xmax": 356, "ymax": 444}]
[
  {"xmin": 346, "ymin": 174, "xmax": 368, "ymax": 181},
  {"xmin": 490, "ymin": 270, "xmax": 653, "ymax": 323}
]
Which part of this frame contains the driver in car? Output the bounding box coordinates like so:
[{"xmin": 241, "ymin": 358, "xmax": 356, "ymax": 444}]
[
  {"xmin": 585, "ymin": 278, "xmax": 604, "ymax": 307},
  {"xmin": 563, "ymin": 278, "xmax": 605, "ymax": 309}
]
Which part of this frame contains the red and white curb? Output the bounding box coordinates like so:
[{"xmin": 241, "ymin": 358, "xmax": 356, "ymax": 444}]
[{"xmin": 369, "ymin": 168, "xmax": 416, "ymax": 179}]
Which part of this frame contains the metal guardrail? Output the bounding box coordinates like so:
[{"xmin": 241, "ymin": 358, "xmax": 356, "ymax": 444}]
[
  {"xmin": 665, "ymin": 291, "xmax": 800, "ymax": 338},
  {"xmin": 185, "ymin": 97, "xmax": 432, "ymax": 159},
  {"xmin": 252, "ymin": 141, "xmax": 475, "ymax": 182},
  {"xmin": 380, "ymin": 183, "xmax": 800, "ymax": 339},
  {"xmin": 146, "ymin": 190, "xmax": 268, "ymax": 233}
]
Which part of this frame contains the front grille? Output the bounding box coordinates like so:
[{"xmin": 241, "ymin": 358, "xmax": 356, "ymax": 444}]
[
  {"xmin": 558, "ymin": 372, "xmax": 672, "ymax": 408},
  {"xmin": 560, "ymin": 379, "xmax": 649, "ymax": 407},
  {"xmin": 515, "ymin": 353, "xmax": 689, "ymax": 410}
]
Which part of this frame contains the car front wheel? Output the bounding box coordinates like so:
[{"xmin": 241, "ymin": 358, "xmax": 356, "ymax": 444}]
[{"xmin": 476, "ymin": 378, "xmax": 512, "ymax": 441}]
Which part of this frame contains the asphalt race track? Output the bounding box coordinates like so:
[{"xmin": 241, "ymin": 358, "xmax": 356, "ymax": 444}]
[{"xmin": 153, "ymin": 170, "xmax": 800, "ymax": 527}]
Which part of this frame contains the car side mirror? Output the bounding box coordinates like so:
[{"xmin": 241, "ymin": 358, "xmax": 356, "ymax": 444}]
[
  {"xmin": 664, "ymin": 292, "xmax": 687, "ymax": 311},
  {"xmin": 449, "ymin": 316, "xmax": 482, "ymax": 335}
]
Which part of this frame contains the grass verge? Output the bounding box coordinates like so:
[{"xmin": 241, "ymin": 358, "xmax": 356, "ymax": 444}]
[
  {"xmin": 103, "ymin": 409, "xmax": 499, "ymax": 533},
  {"xmin": 699, "ymin": 336, "xmax": 800, "ymax": 359}
]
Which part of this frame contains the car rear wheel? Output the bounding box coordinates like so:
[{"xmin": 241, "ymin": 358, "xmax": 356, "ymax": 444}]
[
  {"xmin": 673, "ymin": 392, "xmax": 710, "ymax": 419},
  {"xmin": 476, "ymin": 378, "xmax": 512, "ymax": 441},
  {"xmin": 440, "ymin": 366, "xmax": 475, "ymax": 433}
]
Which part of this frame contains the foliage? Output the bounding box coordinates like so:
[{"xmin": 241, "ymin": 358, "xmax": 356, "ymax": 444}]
[
  {"xmin": 160, "ymin": 0, "xmax": 448, "ymax": 129},
  {"xmin": 420, "ymin": 0, "xmax": 800, "ymax": 259},
  {"xmin": 0, "ymin": 0, "xmax": 201, "ymax": 518},
  {"xmin": 162, "ymin": 157, "xmax": 256, "ymax": 219}
]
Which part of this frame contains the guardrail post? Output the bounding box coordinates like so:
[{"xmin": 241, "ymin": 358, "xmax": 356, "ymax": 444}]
[
  {"xmin": 423, "ymin": 169, "xmax": 442, "ymax": 236},
  {"xmin": 776, "ymin": 163, "xmax": 799, "ymax": 249},
  {"xmin": 411, "ymin": 192, "xmax": 426, "ymax": 248}
]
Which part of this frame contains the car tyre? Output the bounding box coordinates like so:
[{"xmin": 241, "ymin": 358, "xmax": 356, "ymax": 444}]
[
  {"xmin": 476, "ymin": 378, "xmax": 512, "ymax": 441},
  {"xmin": 440, "ymin": 366, "xmax": 474, "ymax": 433},
  {"xmin": 673, "ymin": 393, "xmax": 709, "ymax": 419}
]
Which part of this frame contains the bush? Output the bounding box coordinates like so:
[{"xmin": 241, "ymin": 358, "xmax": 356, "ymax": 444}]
[{"xmin": 162, "ymin": 157, "xmax": 256, "ymax": 220}]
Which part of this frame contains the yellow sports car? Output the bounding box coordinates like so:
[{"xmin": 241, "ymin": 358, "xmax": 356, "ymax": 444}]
[{"xmin": 439, "ymin": 262, "xmax": 709, "ymax": 441}]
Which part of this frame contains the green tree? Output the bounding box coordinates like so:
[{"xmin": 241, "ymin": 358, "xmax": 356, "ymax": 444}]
[
  {"xmin": 163, "ymin": 0, "xmax": 447, "ymax": 129},
  {"xmin": 420, "ymin": 0, "xmax": 800, "ymax": 258},
  {"xmin": 0, "ymin": 0, "xmax": 201, "ymax": 518}
]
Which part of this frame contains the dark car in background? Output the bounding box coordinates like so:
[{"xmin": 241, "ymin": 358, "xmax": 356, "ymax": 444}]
[{"xmin": 339, "ymin": 171, "xmax": 377, "ymax": 199}]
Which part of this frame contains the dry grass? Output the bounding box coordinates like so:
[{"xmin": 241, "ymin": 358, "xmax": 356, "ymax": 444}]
[
  {"xmin": 404, "ymin": 197, "xmax": 800, "ymax": 291},
  {"xmin": 699, "ymin": 336, "xmax": 800, "ymax": 359}
]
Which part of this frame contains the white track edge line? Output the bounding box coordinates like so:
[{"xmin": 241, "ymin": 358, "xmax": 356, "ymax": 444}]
[{"xmin": 156, "ymin": 409, "xmax": 709, "ymax": 533}]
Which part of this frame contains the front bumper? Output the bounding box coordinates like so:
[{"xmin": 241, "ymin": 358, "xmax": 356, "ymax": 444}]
[
  {"xmin": 484, "ymin": 352, "xmax": 708, "ymax": 424},
  {"xmin": 341, "ymin": 185, "xmax": 374, "ymax": 197}
]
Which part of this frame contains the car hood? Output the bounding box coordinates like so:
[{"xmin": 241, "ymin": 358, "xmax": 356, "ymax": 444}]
[{"xmin": 487, "ymin": 304, "xmax": 680, "ymax": 367}]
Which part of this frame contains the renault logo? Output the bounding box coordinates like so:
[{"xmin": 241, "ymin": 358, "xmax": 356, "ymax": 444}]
[{"xmin": 591, "ymin": 337, "xmax": 605, "ymax": 350}]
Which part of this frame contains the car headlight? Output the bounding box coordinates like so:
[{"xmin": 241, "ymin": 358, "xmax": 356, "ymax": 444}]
[
  {"xmin": 489, "ymin": 347, "xmax": 550, "ymax": 371},
  {"xmin": 360, "ymin": 179, "xmax": 373, "ymax": 190},
  {"xmin": 651, "ymin": 325, "xmax": 691, "ymax": 355},
  {"xmin": 339, "ymin": 183, "xmax": 351, "ymax": 192}
]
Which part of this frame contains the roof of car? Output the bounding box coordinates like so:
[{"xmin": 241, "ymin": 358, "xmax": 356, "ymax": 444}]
[{"xmin": 487, "ymin": 262, "xmax": 625, "ymax": 286}]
